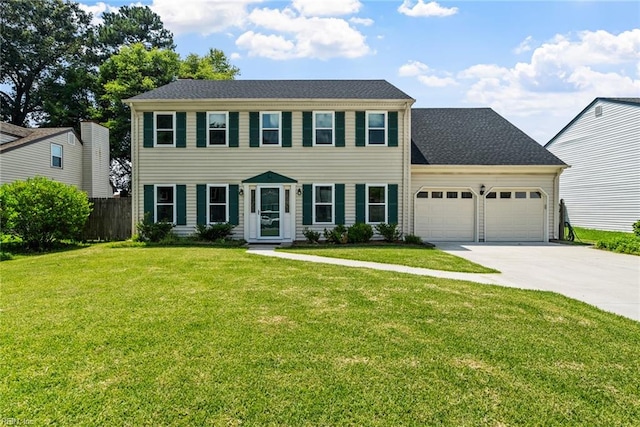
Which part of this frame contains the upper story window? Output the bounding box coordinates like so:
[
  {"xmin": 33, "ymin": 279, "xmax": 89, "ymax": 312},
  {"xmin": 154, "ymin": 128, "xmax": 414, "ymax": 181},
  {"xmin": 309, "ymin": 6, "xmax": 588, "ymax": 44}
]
[
  {"xmin": 155, "ymin": 112, "xmax": 176, "ymax": 146},
  {"xmin": 261, "ymin": 112, "xmax": 281, "ymax": 146},
  {"xmin": 367, "ymin": 184, "xmax": 387, "ymax": 224},
  {"xmin": 51, "ymin": 143, "xmax": 63, "ymax": 168},
  {"xmin": 314, "ymin": 112, "xmax": 334, "ymax": 145},
  {"xmin": 208, "ymin": 185, "xmax": 228, "ymax": 223},
  {"xmin": 367, "ymin": 112, "xmax": 387, "ymax": 145},
  {"xmin": 155, "ymin": 185, "xmax": 175, "ymax": 222},
  {"xmin": 208, "ymin": 112, "xmax": 228, "ymax": 146},
  {"xmin": 314, "ymin": 184, "xmax": 334, "ymax": 224}
]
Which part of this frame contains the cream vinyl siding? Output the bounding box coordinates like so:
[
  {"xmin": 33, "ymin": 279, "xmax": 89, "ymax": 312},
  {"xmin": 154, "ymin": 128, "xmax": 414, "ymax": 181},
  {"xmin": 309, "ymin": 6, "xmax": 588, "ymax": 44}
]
[
  {"xmin": 80, "ymin": 122, "xmax": 112, "ymax": 197},
  {"xmin": 1, "ymin": 134, "xmax": 18, "ymax": 144},
  {"xmin": 410, "ymin": 169, "xmax": 559, "ymax": 241},
  {"xmin": 131, "ymin": 101, "xmax": 411, "ymax": 239},
  {"xmin": 547, "ymin": 100, "xmax": 640, "ymax": 232},
  {"xmin": 0, "ymin": 131, "xmax": 84, "ymax": 189}
]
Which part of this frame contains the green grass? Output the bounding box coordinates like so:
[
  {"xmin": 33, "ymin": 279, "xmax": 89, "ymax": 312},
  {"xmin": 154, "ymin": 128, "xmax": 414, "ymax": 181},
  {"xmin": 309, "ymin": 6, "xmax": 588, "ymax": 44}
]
[
  {"xmin": 572, "ymin": 227, "xmax": 640, "ymax": 255},
  {"xmin": 2, "ymin": 245, "xmax": 639, "ymax": 426},
  {"xmin": 279, "ymin": 244, "xmax": 498, "ymax": 273}
]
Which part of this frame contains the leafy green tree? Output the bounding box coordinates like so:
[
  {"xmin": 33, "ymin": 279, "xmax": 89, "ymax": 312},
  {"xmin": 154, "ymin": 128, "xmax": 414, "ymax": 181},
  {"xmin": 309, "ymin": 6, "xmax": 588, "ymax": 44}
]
[
  {"xmin": 0, "ymin": 0, "xmax": 92, "ymax": 125},
  {"xmin": 94, "ymin": 5, "xmax": 175, "ymax": 59},
  {"xmin": 179, "ymin": 49, "xmax": 240, "ymax": 80},
  {"xmin": 95, "ymin": 43, "xmax": 180, "ymax": 175},
  {"xmin": 0, "ymin": 177, "xmax": 92, "ymax": 251}
]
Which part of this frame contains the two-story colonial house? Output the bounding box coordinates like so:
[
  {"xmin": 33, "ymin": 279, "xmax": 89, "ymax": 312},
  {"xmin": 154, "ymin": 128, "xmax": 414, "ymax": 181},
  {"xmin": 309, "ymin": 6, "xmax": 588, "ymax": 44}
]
[{"xmin": 126, "ymin": 79, "xmax": 566, "ymax": 243}]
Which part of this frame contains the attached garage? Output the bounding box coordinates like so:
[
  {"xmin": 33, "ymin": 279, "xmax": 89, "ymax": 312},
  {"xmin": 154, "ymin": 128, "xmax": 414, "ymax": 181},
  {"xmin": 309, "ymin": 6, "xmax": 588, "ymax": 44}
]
[
  {"xmin": 415, "ymin": 189, "xmax": 476, "ymax": 241},
  {"xmin": 485, "ymin": 190, "xmax": 545, "ymax": 241}
]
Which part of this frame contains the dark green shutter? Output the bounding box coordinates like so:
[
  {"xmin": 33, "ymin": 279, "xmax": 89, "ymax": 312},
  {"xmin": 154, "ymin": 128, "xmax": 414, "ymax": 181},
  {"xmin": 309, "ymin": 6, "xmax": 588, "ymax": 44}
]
[
  {"xmin": 355, "ymin": 184, "xmax": 365, "ymax": 223},
  {"xmin": 229, "ymin": 184, "xmax": 239, "ymax": 225},
  {"xmin": 302, "ymin": 184, "xmax": 312, "ymax": 225},
  {"xmin": 282, "ymin": 112, "xmax": 292, "ymax": 147},
  {"xmin": 249, "ymin": 112, "xmax": 259, "ymax": 147},
  {"xmin": 335, "ymin": 184, "xmax": 345, "ymax": 225},
  {"xmin": 229, "ymin": 112, "xmax": 239, "ymax": 147},
  {"xmin": 388, "ymin": 111, "xmax": 398, "ymax": 147},
  {"xmin": 144, "ymin": 185, "xmax": 154, "ymax": 220},
  {"xmin": 302, "ymin": 112, "xmax": 312, "ymax": 147},
  {"xmin": 335, "ymin": 112, "xmax": 345, "ymax": 147},
  {"xmin": 196, "ymin": 112, "xmax": 206, "ymax": 147},
  {"xmin": 355, "ymin": 111, "xmax": 365, "ymax": 147},
  {"xmin": 176, "ymin": 185, "xmax": 187, "ymax": 225},
  {"xmin": 388, "ymin": 184, "xmax": 398, "ymax": 224},
  {"xmin": 176, "ymin": 112, "xmax": 186, "ymax": 147},
  {"xmin": 196, "ymin": 184, "xmax": 206, "ymax": 225},
  {"xmin": 143, "ymin": 112, "xmax": 153, "ymax": 148}
]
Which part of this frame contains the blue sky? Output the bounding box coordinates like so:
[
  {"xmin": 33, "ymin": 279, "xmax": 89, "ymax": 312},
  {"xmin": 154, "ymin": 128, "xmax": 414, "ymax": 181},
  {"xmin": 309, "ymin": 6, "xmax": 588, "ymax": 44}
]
[{"xmin": 80, "ymin": 0, "xmax": 640, "ymax": 143}]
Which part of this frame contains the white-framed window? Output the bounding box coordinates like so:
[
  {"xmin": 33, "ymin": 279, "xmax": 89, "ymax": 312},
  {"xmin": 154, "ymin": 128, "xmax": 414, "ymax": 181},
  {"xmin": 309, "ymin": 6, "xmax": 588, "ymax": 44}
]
[
  {"xmin": 155, "ymin": 184, "xmax": 176, "ymax": 223},
  {"xmin": 51, "ymin": 143, "xmax": 63, "ymax": 168},
  {"xmin": 313, "ymin": 184, "xmax": 334, "ymax": 224},
  {"xmin": 366, "ymin": 184, "xmax": 387, "ymax": 224},
  {"xmin": 313, "ymin": 111, "xmax": 334, "ymax": 145},
  {"xmin": 154, "ymin": 112, "xmax": 176, "ymax": 146},
  {"xmin": 207, "ymin": 111, "xmax": 228, "ymax": 146},
  {"xmin": 207, "ymin": 184, "xmax": 228, "ymax": 223},
  {"xmin": 366, "ymin": 111, "xmax": 387, "ymax": 146},
  {"xmin": 261, "ymin": 111, "xmax": 281, "ymax": 146}
]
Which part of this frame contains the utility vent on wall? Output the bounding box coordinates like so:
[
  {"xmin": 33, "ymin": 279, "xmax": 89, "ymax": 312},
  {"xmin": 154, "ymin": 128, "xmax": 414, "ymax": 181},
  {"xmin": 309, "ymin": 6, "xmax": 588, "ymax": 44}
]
[{"xmin": 595, "ymin": 105, "xmax": 603, "ymax": 117}]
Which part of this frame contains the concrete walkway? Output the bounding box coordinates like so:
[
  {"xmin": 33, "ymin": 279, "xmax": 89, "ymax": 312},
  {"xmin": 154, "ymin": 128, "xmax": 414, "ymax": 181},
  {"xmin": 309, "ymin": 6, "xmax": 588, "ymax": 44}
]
[{"xmin": 247, "ymin": 243, "xmax": 640, "ymax": 322}]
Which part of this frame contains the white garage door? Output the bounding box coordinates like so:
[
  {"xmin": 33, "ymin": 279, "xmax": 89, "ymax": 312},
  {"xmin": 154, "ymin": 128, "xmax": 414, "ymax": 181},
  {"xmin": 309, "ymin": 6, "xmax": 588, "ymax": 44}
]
[
  {"xmin": 485, "ymin": 190, "xmax": 544, "ymax": 241},
  {"xmin": 415, "ymin": 190, "xmax": 475, "ymax": 241}
]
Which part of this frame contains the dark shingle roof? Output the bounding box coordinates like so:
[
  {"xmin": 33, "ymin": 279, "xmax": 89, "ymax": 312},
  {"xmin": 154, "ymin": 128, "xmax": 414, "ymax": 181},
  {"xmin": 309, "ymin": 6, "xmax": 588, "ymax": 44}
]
[
  {"xmin": 127, "ymin": 79, "xmax": 414, "ymax": 101},
  {"xmin": 411, "ymin": 108, "xmax": 565, "ymax": 166},
  {"xmin": 601, "ymin": 97, "xmax": 640, "ymax": 105}
]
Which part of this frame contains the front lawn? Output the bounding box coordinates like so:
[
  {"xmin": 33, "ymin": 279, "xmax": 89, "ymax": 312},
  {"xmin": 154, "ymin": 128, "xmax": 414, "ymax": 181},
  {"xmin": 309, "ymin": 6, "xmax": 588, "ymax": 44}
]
[
  {"xmin": 572, "ymin": 226, "xmax": 640, "ymax": 255},
  {"xmin": 2, "ymin": 245, "xmax": 639, "ymax": 426},
  {"xmin": 278, "ymin": 244, "xmax": 498, "ymax": 273}
]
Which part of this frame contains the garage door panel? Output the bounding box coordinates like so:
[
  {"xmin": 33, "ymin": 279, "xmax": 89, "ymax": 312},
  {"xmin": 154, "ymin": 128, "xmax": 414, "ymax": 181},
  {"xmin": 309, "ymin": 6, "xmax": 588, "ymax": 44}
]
[
  {"xmin": 415, "ymin": 191, "xmax": 475, "ymax": 241},
  {"xmin": 485, "ymin": 191, "xmax": 544, "ymax": 242}
]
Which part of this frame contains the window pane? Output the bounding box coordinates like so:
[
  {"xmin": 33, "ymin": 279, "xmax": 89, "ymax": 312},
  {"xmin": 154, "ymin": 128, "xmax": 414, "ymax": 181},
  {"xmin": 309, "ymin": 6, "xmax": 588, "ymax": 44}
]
[
  {"xmin": 250, "ymin": 189, "xmax": 256, "ymax": 213},
  {"xmin": 157, "ymin": 205, "xmax": 173, "ymax": 223},
  {"xmin": 208, "ymin": 113, "xmax": 226, "ymax": 129},
  {"xmin": 156, "ymin": 114, "xmax": 173, "ymax": 129},
  {"xmin": 417, "ymin": 192, "xmax": 428, "ymax": 198},
  {"xmin": 368, "ymin": 113, "xmax": 385, "ymax": 128},
  {"xmin": 368, "ymin": 186, "xmax": 385, "ymax": 203},
  {"xmin": 209, "ymin": 130, "xmax": 226, "ymax": 145},
  {"xmin": 52, "ymin": 156, "xmax": 62, "ymax": 168},
  {"xmin": 209, "ymin": 187, "xmax": 226, "ymax": 204},
  {"xmin": 530, "ymin": 192, "xmax": 542, "ymax": 199},
  {"xmin": 156, "ymin": 130, "xmax": 173, "ymax": 145},
  {"xmin": 315, "ymin": 129, "xmax": 333, "ymax": 144},
  {"xmin": 486, "ymin": 192, "xmax": 496, "ymax": 199},
  {"xmin": 262, "ymin": 113, "xmax": 279, "ymax": 128},
  {"xmin": 515, "ymin": 191, "xmax": 526, "ymax": 199},
  {"xmin": 285, "ymin": 189, "xmax": 290, "ymax": 213},
  {"xmin": 500, "ymin": 192, "xmax": 511, "ymax": 199},
  {"xmin": 157, "ymin": 187, "xmax": 173, "ymax": 203},
  {"xmin": 51, "ymin": 144, "xmax": 62, "ymax": 157},
  {"xmin": 315, "ymin": 205, "xmax": 332, "ymax": 223},
  {"xmin": 369, "ymin": 205, "xmax": 385, "ymax": 223},
  {"xmin": 262, "ymin": 130, "xmax": 279, "ymax": 145},
  {"xmin": 461, "ymin": 192, "xmax": 473, "ymax": 199},
  {"xmin": 315, "ymin": 113, "xmax": 333, "ymax": 128},
  {"xmin": 432, "ymin": 191, "xmax": 443, "ymax": 199},
  {"xmin": 368, "ymin": 129, "xmax": 385, "ymax": 145},
  {"xmin": 315, "ymin": 186, "xmax": 332, "ymax": 203},
  {"xmin": 447, "ymin": 191, "xmax": 458, "ymax": 198},
  {"xmin": 209, "ymin": 205, "xmax": 226, "ymax": 223}
]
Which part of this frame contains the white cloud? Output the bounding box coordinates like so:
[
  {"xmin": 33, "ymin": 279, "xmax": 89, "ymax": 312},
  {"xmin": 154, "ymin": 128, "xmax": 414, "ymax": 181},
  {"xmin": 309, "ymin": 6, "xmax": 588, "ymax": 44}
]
[
  {"xmin": 150, "ymin": 0, "xmax": 263, "ymax": 35},
  {"xmin": 418, "ymin": 75, "xmax": 457, "ymax": 87},
  {"xmin": 78, "ymin": 2, "xmax": 121, "ymax": 26},
  {"xmin": 398, "ymin": 0, "xmax": 458, "ymax": 18},
  {"xmin": 350, "ymin": 17, "xmax": 374, "ymax": 26},
  {"xmin": 230, "ymin": 52, "xmax": 242, "ymax": 60},
  {"xmin": 236, "ymin": 7, "xmax": 371, "ymax": 60},
  {"xmin": 398, "ymin": 60, "xmax": 430, "ymax": 77},
  {"xmin": 292, "ymin": 0, "xmax": 361, "ymax": 17},
  {"xmin": 514, "ymin": 36, "xmax": 533, "ymax": 54}
]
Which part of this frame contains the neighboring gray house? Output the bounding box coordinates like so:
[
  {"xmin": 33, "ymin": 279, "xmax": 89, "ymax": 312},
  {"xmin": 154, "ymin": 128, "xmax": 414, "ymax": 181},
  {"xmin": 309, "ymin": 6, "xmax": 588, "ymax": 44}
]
[
  {"xmin": 546, "ymin": 98, "xmax": 640, "ymax": 232},
  {"xmin": 0, "ymin": 121, "xmax": 112, "ymax": 197},
  {"xmin": 126, "ymin": 79, "xmax": 566, "ymax": 243}
]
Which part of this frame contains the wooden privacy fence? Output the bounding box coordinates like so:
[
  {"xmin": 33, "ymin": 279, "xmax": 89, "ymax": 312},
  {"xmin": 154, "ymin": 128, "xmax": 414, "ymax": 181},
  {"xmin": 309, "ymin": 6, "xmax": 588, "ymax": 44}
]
[{"xmin": 83, "ymin": 197, "xmax": 132, "ymax": 241}]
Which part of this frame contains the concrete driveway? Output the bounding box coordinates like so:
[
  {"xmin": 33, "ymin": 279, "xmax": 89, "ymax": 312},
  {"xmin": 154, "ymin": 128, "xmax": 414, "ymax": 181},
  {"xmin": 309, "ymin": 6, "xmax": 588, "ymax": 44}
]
[{"xmin": 437, "ymin": 242, "xmax": 640, "ymax": 322}]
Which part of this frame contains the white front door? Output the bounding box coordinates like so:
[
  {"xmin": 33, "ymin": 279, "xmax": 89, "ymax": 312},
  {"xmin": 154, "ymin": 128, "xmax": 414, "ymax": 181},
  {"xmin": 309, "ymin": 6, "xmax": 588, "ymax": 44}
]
[{"xmin": 258, "ymin": 186, "xmax": 282, "ymax": 239}]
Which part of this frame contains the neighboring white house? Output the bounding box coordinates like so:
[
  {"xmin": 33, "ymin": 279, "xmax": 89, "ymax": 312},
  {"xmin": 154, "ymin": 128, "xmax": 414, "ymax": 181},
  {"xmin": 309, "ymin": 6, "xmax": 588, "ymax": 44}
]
[
  {"xmin": 546, "ymin": 98, "xmax": 640, "ymax": 233},
  {"xmin": 0, "ymin": 121, "xmax": 112, "ymax": 198},
  {"xmin": 126, "ymin": 79, "xmax": 566, "ymax": 243}
]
